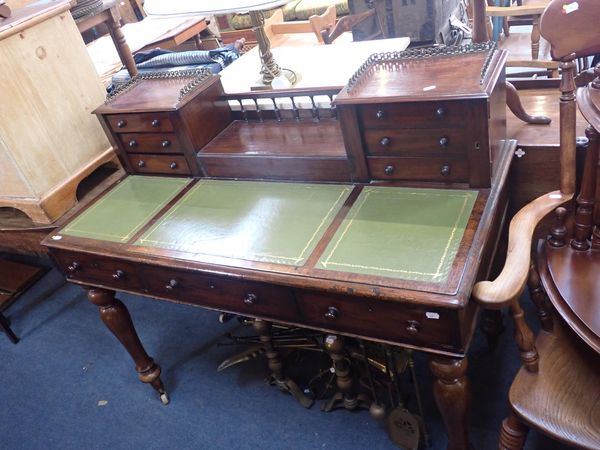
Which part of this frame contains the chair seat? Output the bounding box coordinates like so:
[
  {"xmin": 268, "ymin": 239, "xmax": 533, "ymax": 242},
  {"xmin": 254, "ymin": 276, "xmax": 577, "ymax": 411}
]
[{"xmin": 509, "ymin": 322, "xmax": 600, "ymax": 449}]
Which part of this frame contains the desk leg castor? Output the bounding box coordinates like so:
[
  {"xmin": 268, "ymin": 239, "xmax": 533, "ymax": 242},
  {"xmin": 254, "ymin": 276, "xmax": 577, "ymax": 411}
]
[
  {"xmin": 253, "ymin": 319, "xmax": 314, "ymax": 408},
  {"xmin": 87, "ymin": 288, "xmax": 168, "ymax": 404}
]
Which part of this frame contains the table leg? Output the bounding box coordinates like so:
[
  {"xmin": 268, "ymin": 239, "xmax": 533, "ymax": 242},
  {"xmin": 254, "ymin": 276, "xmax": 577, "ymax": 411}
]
[
  {"xmin": 106, "ymin": 8, "xmax": 138, "ymax": 77},
  {"xmin": 429, "ymin": 356, "xmax": 471, "ymax": 450},
  {"xmin": 87, "ymin": 288, "xmax": 168, "ymax": 404}
]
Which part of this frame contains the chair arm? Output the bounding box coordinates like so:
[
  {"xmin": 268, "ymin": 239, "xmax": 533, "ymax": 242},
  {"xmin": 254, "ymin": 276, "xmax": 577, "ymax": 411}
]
[
  {"xmin": 472, "ymin": 190, "xmax": 573, "ymax": 308},
  {"xmin": 486, "ymin": 5, "xmax": 547, "ymax": 17}
]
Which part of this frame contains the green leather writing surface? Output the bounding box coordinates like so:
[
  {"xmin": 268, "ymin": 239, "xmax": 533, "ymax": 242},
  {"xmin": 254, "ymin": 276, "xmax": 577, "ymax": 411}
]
[
  {"xmin": 61, "ymin": 176, "xmax": 189, "ymax": 242},
  {"xmin": 136, "ymin": 179, "xmax": 352, "ymax": 266},
  {"xmin": 316, "ymin": 187, "xmax": 477, "ymax": 282}
]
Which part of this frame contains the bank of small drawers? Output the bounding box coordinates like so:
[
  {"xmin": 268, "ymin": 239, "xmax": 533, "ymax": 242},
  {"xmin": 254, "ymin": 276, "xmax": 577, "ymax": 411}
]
[
  {"xmin": 359, "ymin": 101, "xmax": 469, "ymax": 182},
  {"xmin": 105, "ymin": 112, "xmax": 192, "ymax": 176},
  {"xmin": 54, "ymin": 250, "xmax": 464, "ymax": 353}
]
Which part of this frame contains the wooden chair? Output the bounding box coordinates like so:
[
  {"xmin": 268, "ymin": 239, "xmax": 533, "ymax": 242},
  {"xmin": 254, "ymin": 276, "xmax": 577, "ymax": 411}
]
[
  {"xmin": 472, "ymin": 1, "xmax": 600, "ymax": 448},
  {"xmin": 309, "ymin": 5, "xmax": 384, "ymax": 45},
  {"xmin": 484, "ymin": 0, "xmax": 559, "ymax": 77}
]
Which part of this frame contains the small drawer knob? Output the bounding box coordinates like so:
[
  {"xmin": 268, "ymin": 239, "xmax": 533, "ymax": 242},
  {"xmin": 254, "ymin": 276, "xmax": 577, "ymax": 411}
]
[
  {"xmin": 406, "ymin": 320, "xmax": 421, "ymax": 334},
  {"xmin": 112, "ymin": 269, "xmax": 125, "ymax": 280},
  {"xmin": 169, "ymin": 162, "xmax": 178, "ymax": 170},
  {"xmin": 151, "ymin": 119, "xmax": 160, "ymax": 127},
  {"xmin": 324, "ymin": 306, "xmax": 339, "ymax": 320},
  {"xmin": 379, "ymin": 137, "xmax": 391, "ymax": 147},
  {"xmin": 244, "ymin": 293, "xmax": 257, "ymax": 305},
  {"xmin": 384, "ymin": 165, "xmax": 394, "ymax": 176},
  {"xmin": 375, "ymin": 110, "xmax": 385, "ymax": 120},
  {"xmin": 67, "ymin": 261, "xmax": 80, "ymax": 272},
  {"xmin": 116, "ymin": 120, "xmax": 126, "ymax": 128},
  {"xmin": 128, "ymin": 140, "xmax": 138, "ymax": 148},
  {"xmin": 165, "ymin": 279, "xmax": 178, "ymax": 290},
  {"xmin": 439, "ymin": 136, "xmax": 449, "ymax": 147},
  {"xmin": 161, "ymin": 140, "xmax": 171, "ymax": 148},
  {"xmin": 137, "ymin": 160, "xmax": 145, "ymax": 168},
  {"xmin": 435, "ymin": 107, "xmax": 446, "ymax": 118},
  {"xmin": 440, "ymin": 165, "xmax": 451, "ymax": 177}
]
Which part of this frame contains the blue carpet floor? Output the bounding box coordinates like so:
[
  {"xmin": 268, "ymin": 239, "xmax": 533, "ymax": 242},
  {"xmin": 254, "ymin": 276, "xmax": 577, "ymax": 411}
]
[{"xmin": 1, "ymin": 268, "xmax": 572, "ymax": 450}]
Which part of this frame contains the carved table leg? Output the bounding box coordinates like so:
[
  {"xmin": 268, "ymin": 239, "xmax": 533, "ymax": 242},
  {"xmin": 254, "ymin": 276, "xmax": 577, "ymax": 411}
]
[
  {"xmin": 429, "ymin": 356, "xmax": 471, "ymax": 450},
  {"xmin": 87, "ymin": 288, "xmax": 168, "ymax": 404},
  {"xmin": 499, "ymin": 411, "xmax": 529, "ymax": 450},
  {"xmin": 253, "ymin": 319, "xmax": 313, "ymax": 408},
  {"xmin": 322, "ymin": 334, "xmax": 370, "ymax": 412},
  {"xmin": 506, "ymin": 81, "xmax": 551, "ymax": 125}
]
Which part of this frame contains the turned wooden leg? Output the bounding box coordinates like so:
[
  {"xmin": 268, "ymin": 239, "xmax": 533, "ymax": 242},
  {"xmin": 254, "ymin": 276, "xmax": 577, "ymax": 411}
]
[
  {"xmin": 480, "ymin": 309, "xmax": 504, "ymax": 351},
  {"xmin": 322, "ymin": 334, "xmax": 369, "ymax": 412},
  {"xmin": 506, "ymin": 81, "xmax": 551, "ymax": 125},
  {"xmin": 498, "ymin": 412, "xmax": 529, "ymax": 450},
  {"xmin": 87, "ymin": 289, "xmax": 168, "ymax": 404},
  {"xmin": 106, "ymin": 9, "xmax": 138, "ymax": 77},
  {"xmin": 527, "ymin": 263, "xmax": 553, "ymax": 332},
  {"xmin": 509, "ymin": 299, "xmax": 538, "ymax": 373},
  {"xmin": 429, "ymin": 356, "xmax": 471, "ymax": 450},
  {"xmin": 253, "ymin": 319, "xmax": 313, "ymax": 408}
]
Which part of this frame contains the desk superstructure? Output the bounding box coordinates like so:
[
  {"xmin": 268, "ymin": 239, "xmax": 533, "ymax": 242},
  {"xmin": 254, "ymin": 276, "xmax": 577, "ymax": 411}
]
[{"xmin": 44, "ymin": 43, "xmax": 512, "ymax": 450}]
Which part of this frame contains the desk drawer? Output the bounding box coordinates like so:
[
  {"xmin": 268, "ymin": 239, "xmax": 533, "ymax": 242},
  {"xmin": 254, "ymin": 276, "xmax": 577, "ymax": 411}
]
[
  {"xmin": 127, "ymin": 154, "xmax": 191, "ymax": 175},
  {"xmin": 54, "ymin": 251, "xmax": 145, "ymax": 291},
  {"xmin": 140, "ymin": 266, "xmax": 300, "ymax": 322},
  {"xmin": 295, "ymin": 291, "xmax": 460, "ymax": 350},
  {"xmin": 359, "ymin": 101, "xmax": 466, "ymax": 129},
  {"xmin": 364, "ymin": 128, "xmax": 467, "ymax": 157},
  {"xmin": 106, "ymin": 113, "xmax": 174, "ymax": 133},
  {"xmin": 119, "ymin": 133, "xmax": 182, "ymax": 154},
  {"xmin": 367, "ymin": 157, "xmax": 469, "ymax": 182}
]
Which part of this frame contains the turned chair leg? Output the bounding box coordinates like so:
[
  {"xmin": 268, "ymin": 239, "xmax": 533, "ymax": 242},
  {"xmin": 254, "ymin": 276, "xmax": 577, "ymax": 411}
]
[{"xmin": 498, "ymin": 411, "xmax": 529, "ymax": 450}]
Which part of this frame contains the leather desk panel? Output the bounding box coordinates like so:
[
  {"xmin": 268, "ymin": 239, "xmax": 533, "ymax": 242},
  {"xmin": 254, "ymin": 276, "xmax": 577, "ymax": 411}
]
[
  {"xmin": 135, "ymin": 179, "xmax": 353, "ymax": 266},
  {"xmin": 316, "ymin": 187, "xmax": 477, "ymax": 283},
  {"xmin": 61, "ymin": 176, "xmax": 189, "ymax": 243}
]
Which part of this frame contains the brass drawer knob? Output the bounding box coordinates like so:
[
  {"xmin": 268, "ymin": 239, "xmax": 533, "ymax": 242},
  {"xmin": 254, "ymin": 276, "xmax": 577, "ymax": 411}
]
[
  {"xmin": 435, "ymin": 107, "xmax": 446, "ymax": 118},
  {"xmin": 128, "ymin": 140, "xmax": 138, "ymax": 148},
  {"xmin": 161, "ymin": 140, "xmax": 171, "ymax": 148},
  {"xmin": 169, "ymin": 162, "xmax": 178, "ymax": 170},
  {"xmin": 244, "ymin": 293, "xmax": 257, "ymax": 305},
  {"xmin": 406, "ymin": 320, "xmax": 421, "ymax": 334},
  {"xmin": 165, "ymin": 279, "xmax": 178, "ymax": 290},
  {"xmin": 67, "ymin": 261, "xmax": 80, "ymax": 272},
  {"xmin": 440, "ymin": 165, "xmax": 451, "ymax": 177},
  {"xmin": 384, "ymin": 165, "xmax": 394, "ymax": 176},
  {"xmin": 151, "ymin": 119, "xmax": 161, "ymax": 127},
  {"xmin": 439, "ymin": 136, "xmax": 449, "ymax": 147},
  {"xmin": 375, "ymin": 110, "xmax": 385, "ymax": 120},
  {"xmin": 116, "ymin": 120, "xmax": 126, "ymax": 128},
  {"xmin": 137, "ymin": 160, "xmax": 145, "ymax": 168},
  {"xmin": 112, "ymin": 269, "xmax": 125, "ymax": 280},
  {"xmin": 324, "ymin": 306, "xmax": 339, "ymax": 320},
  {"xmin": 379, "ymin": 137, "xmax": 391, "ymax": 147}
]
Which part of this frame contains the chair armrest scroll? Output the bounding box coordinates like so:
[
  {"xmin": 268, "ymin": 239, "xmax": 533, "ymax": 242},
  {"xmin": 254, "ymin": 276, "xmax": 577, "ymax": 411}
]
[{"xmin": 472, "ymin": 190, "xmax": 573, "ymax": 308}]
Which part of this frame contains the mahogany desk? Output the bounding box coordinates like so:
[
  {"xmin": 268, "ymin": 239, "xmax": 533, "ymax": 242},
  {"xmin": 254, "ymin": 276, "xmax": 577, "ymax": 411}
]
[{"xmin": 44, "ymin": 44, "xmax": 512, "ymax": 450}]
